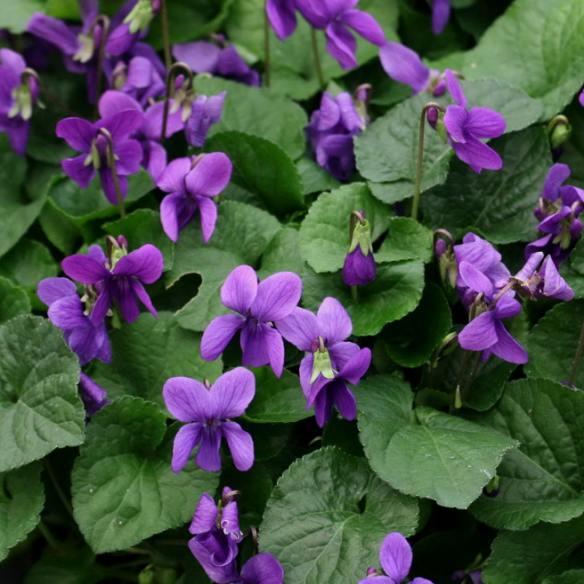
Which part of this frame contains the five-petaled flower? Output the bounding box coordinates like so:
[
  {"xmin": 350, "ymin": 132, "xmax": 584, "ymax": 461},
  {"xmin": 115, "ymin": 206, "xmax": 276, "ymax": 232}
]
[
  {"xmin": 163, "ymin": 367, "xmax": 256, "ymax": 473},
  {"xmin": 277, "ymin": 297, "xmax": 371, "ymax": 427},
  {"xmin": 201, "ymin": 265, "xmax": 303, "ymax": 377}
]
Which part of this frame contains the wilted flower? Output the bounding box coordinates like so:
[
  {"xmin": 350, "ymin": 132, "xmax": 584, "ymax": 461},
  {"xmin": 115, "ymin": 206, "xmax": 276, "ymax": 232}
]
[
  {"xmin": 359, "ymin": 532, "xmax": 433, "ymax": 584},
  {"xmin": 443, "ymin": 70, "xmax": 506, "ymax": 173},
  {"xmin": 157, "ymin": 153, "xmax": 233, "ymax": 242},
  {"xmin": 61, "ymin": 237, "xmax": 163, "ymax": 324},
  {"xmin": 432, "ymin": 0, "xmax": 451, "ymax": 35},
  {"xmin": 201, "ymin": 265, "xmax": 303, "ymax": 376},
  {"xmin": 184, "ymin": 92, "xmax": 226, "ymax": 147},
  {"xmin": 277, "ymin": 297, "xmax": 371, "ymax": 426},
  {"xmin": 307, "ymin": 91, "xmax": 365, "ymax": 180},
  {"xmin": 342, "ymin": 211, "xmax": 376, "ymax": 287},
  {"xmin": 163, "ymin": 368, "xmax": 255, "ymax": 473},
  {"xmin": 78, "ymin": 372, "xmax": 109, "ymax": 415},
  {"xmin": 513, "ymin": 252, "xmax": 574, "ymax": 301}
]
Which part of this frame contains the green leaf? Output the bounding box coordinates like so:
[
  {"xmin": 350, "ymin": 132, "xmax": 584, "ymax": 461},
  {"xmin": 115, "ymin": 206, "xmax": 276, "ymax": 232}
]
[
  {"xmin": 0, "ymin": 316, "xmax": 84, "ymax": 472},
  {"xmin": 471, "ymin": 379, "xmax": 584, "ymax": 530},
  {"xmin": 0, "ymin": 277, "xmax": 31, "ymax": 324},
  {"xmin": 454, "ymin": 0, "xmax": 584, "ymax": 118},
  {"xmin": 260, "ymin": 447, "xmax": 420, "ymax": 584},
  {"xmin": 422, "ymin": 127, "xmax": 551, "ymax": 244},
  {"xmin": 302, "ymin": 261, "xmax": 425, "ymax": 336},
  {"xmin": 376, "ymin": 217, "xmax": 434, "ymax": 264},
  {"xmin": 543, "ymin": 571, "xmax": 584, "ymax": 584},
  {"xmin": 357, "ymin": 376, "xmax": 517, "ymax": 509},
  {"xmin": 91, "ymin": 312, "xmax": 222, "ymax": 409},
  {"xmin": 0, "ymin": 239, "xmax": 57, "ymax": 290},
  {"xmin": 195, "ymin": 77, "xmax": 308, "ymax": 160},
  {"xmin": 526, "ymin": 301, "xmax": 584, "ymax": 389},
  {"xmin": 483, "ymin": 515, "xmax": 584, "ymax": 584},
  {"xmin": 561, "ymin": 239, "xmax": 584, "ymax": 299},
  {"xmin": 0, "ymin": 463, "xmax": 45, "ymax": 562},
  {"xmin": 299, "ymin": 183, "xmax": 390, "ymax": 273},
  {"xmin": 259, "ymin": 227, "xmax": 304, "ymax": 277},
  {"xmin": 71, "ymin": 396, "xmax": 218, "ymax": 554},
  {"xmin": 296, "ymin": 158, "xmax": 339, "ymax": 196},
  {"xmin": 0, "ymin": 136, "xmax": 47, "ymax": 258},
  {"xmin": 244, "ymin": 368, "xmax": 311, "ymax": 424},
  {"xmin": 206, "ymin": 132, "xmax": 304, "ymax": 215},
  {"xmin": 39, "ymin": 198, "xmax": 82, "ymax": 255},
  {"xmin": 103, "ymin": 209, "xmax": 174, "ymax": 272},
  {"xmin": 25, "ymin": 546, "xmax": 105, "ymax": 584},
  {"xmin": 381, "ymin": 282, "xmax": 452, "ymax": 367},
  {"xmin": 0, "ymin": 0, "xmax": 43, "ymax": 32},
  {"xmin": 168, "ymin": 201, "xmax": 281, "ymax": 332}
]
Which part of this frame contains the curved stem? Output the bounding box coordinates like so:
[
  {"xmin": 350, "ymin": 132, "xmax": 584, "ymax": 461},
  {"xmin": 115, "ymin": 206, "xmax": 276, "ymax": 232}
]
[
  {"xmin": 569, "ymin": 320, "xmax": 584, "ymax": 386},
  {"xmin": 99, "ymin": 128, "xmax": 126, "ymax": 218},
  {"xmin": 263, "ymin": 2, "xmax": 271, "ymax": 88},
  {"xmin": 160, "ymin": 0, "xmax": 171, "ymax": 69},
  {"xmin": 160, "ymin": 61, "xmax": 193, "ymax": 141},
  {"xmin": 310, "ymin": 28, "xmax": 325, "ymax": 88},
  {"xmin": 411, "ymin": 102, "xmax": 442, "ymax": 221},
  {"xmin": 93, "ymin": 15, "xmax": 111, "ymax": 104}
]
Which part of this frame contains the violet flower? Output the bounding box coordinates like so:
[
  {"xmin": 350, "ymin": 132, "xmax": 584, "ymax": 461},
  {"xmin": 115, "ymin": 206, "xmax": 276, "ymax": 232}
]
[
  {"xmin": 56, "ymin": 108, "xmax": 144, "ymax": 204},
  {"xmin": 525, "ymin": 163, "xmax": 584, "ymax": 264},
  {"xmin": 163, "ymin": 368, "xmax": 255, "ymax": 473},
  {"xmin": 236, "ymin": 554, "xmax": 285, "ymax": 584},
  {"xmin": 359, "ymin": 532, "xmax": 433, "ymax": 584},
  {"xmin": 295, "ymin": 0, "xmax": 386, "ymax": 69},
  {"xmin": 79, "ymin": 372, "xmax": 110, "ymax": 415},
  {"xmin": 513, "ymin": 252, "xmax": 574, "ymax": 301},
  {"xmin": 156, "ymin": 153, "xmax": 233, "ymax": 243},
  {"xmin": 61, "ymin": 238, "xmax": 163, "ymax": 325},
  {"xmin": 342, "ymin": 211, "xmax": 376, "ymax": 287},
  {"xmin": 0, "ymin": 49, "xmax": 40, "ymax": 155},
  {"xmin": 200, "ymin": 265, "xmax": 303, "ymax": 377},
  {"xmin": 307, "ymin": 91, "xmax": 365, "ymax": 181},
  {"xmin": 173, "ymin": 38, "xmax": 260, "ymax": 86},
  {"xmin": 267, "ymin": 0, "xmax": 298, "ymax": 40},
  {"xmin": 432, "ymin": 0, "xmax": 451, "ymax": 35},
  {"xmin": 379, "ymin": 42, "xmax": 445, "ymax": 96},
  {"xmin": 277, "ymin": 297, "xmax": 371, "ymax": 427},
  {"xmin": 185, "ymin": 93, "xmax": 226, "ymax": 147},
  {"xmin": 443, "ymin": 70, "xmax": 506, "ymax": 173}
]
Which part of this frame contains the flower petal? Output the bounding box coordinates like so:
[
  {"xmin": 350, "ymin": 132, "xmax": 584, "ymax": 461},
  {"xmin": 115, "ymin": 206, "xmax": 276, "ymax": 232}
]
[
  {"xmin": 221, "ymin": 265, "xmax": 258, "ymax": 314},
  {"xmin": 466, "ymin": 107, "xmax": 506, "ymax": 139},
  {"xmin": 157, "ymin": 156, "xmax": 190, "ymax": 193},
  {"xmin": 444, "ymin": 105, "xmax": 468, "ymax": 144},
  {"xmin": 201, "ymin": 314, "xmax": 245, "ymax": 361},
  {"xmin": 458, "ymin": 261, "xmax": 494, "ymax": 297},
  {"xmin": 210, "ymin": 367, "xmax": 256, "ymax": 419},
  {"xmin": 27, "ymin": 14, "xmax": 79, "ymax": 55},
  {"xmin": 56, "ymin": 117, "xmax": 95, "ymax": 151},
  {"xmin": 37, "ymin": 277, "xmax": 77, "ymax": 306},
  {"xmin": 189, "ymin": 493, "xmax": 218, "ymax": 535},
  {"xmin": 452, "ymin": 138, "xmax": 503, "ymax": 173},
  {"xmin": 173, "ymin": 41, "xmax": 221, "ymax": 73},
  {"xmin": 251, "ymin": 272, "xmax": 302, "ymax": 321},
  {"xmin": 379, "ymin": 532, "xmax": 413, "ymax": 583},
  {"xmin": 325, "ymin": 22, "xmax": 357, "ymax": 69},
  {"xmin": 541, "ymin": 256, "xmax": 574, "ymax": 301},
  {"xmin": 340, "ymin": 9, "xmax": 385, "ymax": 45},
  {"xmin": 317, "ymin": 297, "xmax": 352, "ymax": 343},
  {"xmin": 265, "ymin": 327, "xmax": 285, "ymax": 378},
  {"xmin": 339, "ymin": 347, "xmax": 371, "ymax": 384},
  {"xmin": 197, "ymin": 196, "xmax": 218, "ymax": 243},
  {"xmin": 196, "ymin": 427, "xmax": 223, "ymax": 472},
  {"xmin": 491, "ymin": 321, "xmax": 528, "ymax": 364},
  {"xmin": 267, "ymin": 0, "xmax": 298, "ymax": 40},
  {"xmin": 61, "ymin": 254, "xmax": 109, "ymax": 284},
  {"xmin": 432, "ymin": 0, "xmax": 451, "ymax": 34},
  {"xmin": 160, "ymin": 193, "xmax": 183, "ymax": 242},
  {"xmin": 171, "ymin": 423, "xmax": 202, "ymax": 473},
  {"xmin": 458, "ymin": 312, "xmax": 497, "ymax": 351},
  {"xmin": 163, "ymin": 377, "xmax": 211, "ymax": 422},
  {"xmin": 240, "ymin": 553, "xmax": 285, "ymax": 584},
  {"xmin": 185, "ymin": 153, "xmax": 233, "ymax": 197},
  {"xmin": 112, "ymin": 244, "xmax": 163, "ymax": 283},
  {"xmin": 275, "ymin": 307, "xmax": 319, "ymax": 352},
  {"xmin": 543, "ymin": 163, "xmax": 571, "ymax": 201},
  {"xmin": 222, "ymin": 421, "xmax": 254, "ymax": 471},
  {"xmin": 99, "ymin": 90, "xmax": 141, "ymax": 119},
  {"xmin": 99, "ymin": 109, "xmax": 144, "ymax": 141},
  {"xmin": 445, "ymin": 69, "xmax": 466, "ymax": 107},
  {"xmin": 378, "ymin": 42, "xmax": 430, "ymax": 94},
  {"xmin": 331, "ymin": 382, "xmax": 357, "ymax": 421}
]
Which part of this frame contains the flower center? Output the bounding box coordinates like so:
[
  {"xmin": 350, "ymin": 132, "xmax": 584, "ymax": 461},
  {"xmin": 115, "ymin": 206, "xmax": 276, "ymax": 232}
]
[{"xmin": 310, "ymin": 337, "xmax": 336, "ymax": 384}]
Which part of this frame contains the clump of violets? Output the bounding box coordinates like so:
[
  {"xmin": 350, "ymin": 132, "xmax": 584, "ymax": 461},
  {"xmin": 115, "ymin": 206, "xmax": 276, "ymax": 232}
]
[
  {"xmin": 525, "ymin": 163, "xmax": 584, "ymax": 264},
  {"xmin": 37, "ymin": 277, "xmax": 110, "ymax": 414},
  {"xmin": 0, "ymin": 49, "xmax": 41, "ymax": 155},
  {"xmin": 173, "ymin": 36, "xmax": 260, "ymax": 86},
  {"xmin": 307, "ymin": 90, "xmax": 366, "ymax": 181},
  {"xmin": 56, "ymin": 106, "xmax": 144, "ymax": 205},
  {"xmin": 189, "ymin": 488, "xmax": 284, "ymax": 584},
  {"xmin": 201, "ymin": 265, "xmax": 303, "ymax": 376},
  {"xmin": 277, "ymin": 297, "xmax": 371, "ymax": 426},
  {"xmin": 442, "ymin": 70, "xmax": 506, "ymax": 173},
  {"xmin": 342, "ymin": 210, "xmax": 376, "ymax": 287},
  {"xmin": 163, "ymin": 368, "xmax": 255, "ymax": 473},
  {"xmin": 156, "ymin": 152, "xmax": 233, "ymax": 243},
  {"xmin": 359, "ymin": 532, "xmax": 433, "ymax": 584},
  {"xmin": 61, "ymin": 236, "xmax": 163, "ymax": 324}
]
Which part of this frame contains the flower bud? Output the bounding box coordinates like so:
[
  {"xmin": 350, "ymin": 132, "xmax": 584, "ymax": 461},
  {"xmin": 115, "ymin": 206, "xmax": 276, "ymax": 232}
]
[
  {"xmin": 548, "ymin": 115, "xmax": 572, "ymax": 150},
  {"xmin": 342, "ymin": 211, "xmax": 376, "ymax": 287},
  {"xmin": 434, "ymin": 229, "xmax": 457, "ymax": 288},
  {"xmin": 124, "ymin": 0, "xmax": 158, "ymax": 34},
  {"xmin": 138, "ymin": 567, "xmax": 155, "ymax": 584}
]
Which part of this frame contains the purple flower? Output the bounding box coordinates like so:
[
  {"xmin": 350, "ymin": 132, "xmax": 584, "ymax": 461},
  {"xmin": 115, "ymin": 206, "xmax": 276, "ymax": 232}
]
[
  {"xmin": 378, "ymin": 42, "xmax": 445, "ymax": 96},
  {"xmin": 37, "ymin": 277, "xmax": 111, "ymax": 365},
  {"xmin": 359, "ymin": 532, "xmax": 433, "ymax": 584},
  {"xmin": 277, "ymin": 297, "xmax": 371, "ymax": 427},
  {"xmin": 61, "ymin": 238, "xmax": 163, "ymax": 325},
  {"xmin": 342, "ymin": 211, "xmax": 376, "ymax": 287},
  {"xmin": 307, "ymin": 91, "xmax": 365, "ymax": 181},
  {"xmin": 184, "ymin": 92, "xmax": 226, "ymax": 147},
  {"xmin": 514, "ymin": 252, "xmax": 574, "ymax": 301},
  {"xmin": 580, "ymin": 89, "xmax": 584, "ymax": 107},
  {"xmin": 156, "ymin": 153, "xmax": 233, "ymax": 243},
  {"xmin": 237, "ymin": 554, "xmax": 285, "ymax": 584},
  {"xmin": 173, "ymin": 39, "xmax": 260, "ymax": 86},
  {"xmin": 443, "ymin": 70, "xmax": 506, "ymax": 173},
  {"xmin": 452, "ymin": 570, "xmax": 483, "ymax": 584},
  {"xmin": 0, "ymin": 49, "xmax": 40, "ymax": 155},
  {"xmin": 200, "ymin": 266, "xmax": 303, "ymax": 377},
  {"xmin": 432, "ymin": 0, "xmax": 451, "ymax": 35},
  {"xmin": 188, "ymin": 488, "xmax": 243, "ymax": 583},
  {"xmin": 56, "ymin": 108, "xmax": 144, "ymax": 204},
  {"xmin": 295, "ymin": 0, "xmax": 386, "ymax": 69},
  {"xmin": 266, "ymin": 0, "xmax": 298, "ymax": 40},
  {"xmin": 79, "ymin": 372, "xmax": 110, "ymax": 415},
  {"xmin": 163, "ymin": 368, "xmax": 255, "ymax": 473}
]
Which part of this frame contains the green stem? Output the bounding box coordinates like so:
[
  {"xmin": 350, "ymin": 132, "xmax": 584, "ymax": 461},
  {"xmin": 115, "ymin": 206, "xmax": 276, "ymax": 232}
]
[
  {"xmin": 160, "ymin": 62, "xmax": 193, "ymax": 141},
  {"xmin": 310, "ymin": 28, "xmax": 325, "ymax": 88},
  {"xmin": 160, "ymin": 0, "xmax": 171, "ymax": 69},
  {"xmin": 44, "ymin": 459, "xmax": 73, "ymax": 518},
  {"xmin": 263, "ymin": 3, "xmax": 271, "ymax": 88},
  {"xmin": 38, "ymin": 521, "xmax": 60, "ymax": 549},
  {"xmin": 350, "ymin": 285, "xmax": 359, "ymax": 302},
  {"xmin": 94, "ymin": 16, "xmax": 111, "ymax": 105},
  {"xmin": 100, "ymin": 128, "xmax": 126, "ymax": 218},
  {"xmin": 411, "ymin": 102, "xmax": 441, "ymax": 221},
  {"xmin": 568, "ymin": 320, "xmax": 584, "ymax": 386}
]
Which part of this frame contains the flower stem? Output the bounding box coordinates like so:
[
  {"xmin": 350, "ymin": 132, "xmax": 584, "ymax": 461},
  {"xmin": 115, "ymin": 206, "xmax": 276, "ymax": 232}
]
[
  {"xmin": 160, "ymin": 0, "xmax": 171, "ymax": 69},
  {"xmin": 310, "ymin": 28, "xmax": 325, "ymax": 88},
  {"xmin": 160, "ymin": 61, "xmax": 193, "ymax": 141},
  {"xmin": 411, "ymin": 102, "xmax": 441, "ymax": 221},
  {"xmin": 350, "ymin": 285, "xmax": 359, "ymax": 302},
  {"xmin": 38, "ymin": 521, "xmax": 60, "ymax": 549},
  {"xmin": 263, "ymin": 3, "xmax": 271, "ymax": 88},
  {"xmin": 94, "ymin": 15, "xmax": 111, "ymax": 104},
  {"xmin": 100, "ymin": 128, "xmax": 126, "ymax": 218},
  {"xmin": 568, "ymin": 320, "xmax": 584, "ymax": 386}
]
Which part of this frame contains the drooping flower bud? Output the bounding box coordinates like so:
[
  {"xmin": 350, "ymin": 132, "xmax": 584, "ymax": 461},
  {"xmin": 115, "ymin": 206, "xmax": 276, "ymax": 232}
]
[
  {"xmin": 548, "ymin": 115, "xmax": 572, "ymax": 150},
  {"xmin": 434, "ymin": 229, "xmax": 457, "ymax": 288},
  {"xmin": 342, "ymin": 210, "xmax": 376, "ymax": 287},
  {"xmin": 354, "ymin": 83, "xmax": 372, "ymax": 126}
]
